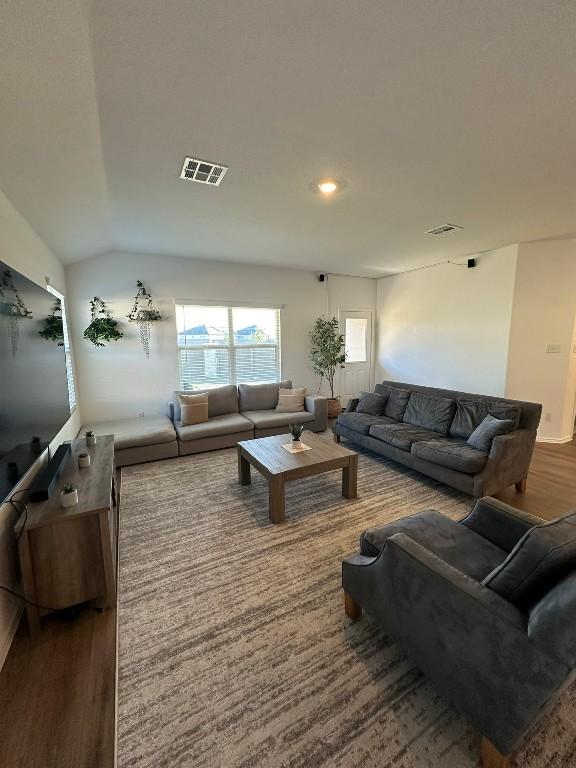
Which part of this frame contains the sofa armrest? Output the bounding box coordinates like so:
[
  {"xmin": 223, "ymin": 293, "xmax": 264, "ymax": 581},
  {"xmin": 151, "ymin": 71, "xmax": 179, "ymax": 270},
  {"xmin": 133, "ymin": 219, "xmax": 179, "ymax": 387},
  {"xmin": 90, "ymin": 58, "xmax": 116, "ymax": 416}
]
[
  {"xmin": 473, "ymin": 429, "xmax": 537, "ymax": 497},
  {"xmin": 460, "ymin": 496, "xmax": 544, "ymax": 552},
  {"xmin": 305, "ymin": 395, "xmax": 327, "ymax": 430},
  {"xmin": 344, "ymin": 398, "xmax": 359, "ymax": 413}
]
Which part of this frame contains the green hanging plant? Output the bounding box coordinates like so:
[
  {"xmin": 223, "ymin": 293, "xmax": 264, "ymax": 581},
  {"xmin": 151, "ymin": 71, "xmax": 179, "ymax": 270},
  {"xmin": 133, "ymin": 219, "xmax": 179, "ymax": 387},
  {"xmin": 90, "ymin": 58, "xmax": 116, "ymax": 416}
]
[
  {"xmin": 127, "ymin": 280, "xmax": 162, "ymax": 358},
  {"xmin": 84, "ymin": 297, "xmax": 124, "ymax": 347},
  {"xmin": 39, "ymin": 300, "xmax": 64, "ymax": 346},
  {"xmin": 0, "ymin": 268, "xmax": 33, "ymax": 357}
]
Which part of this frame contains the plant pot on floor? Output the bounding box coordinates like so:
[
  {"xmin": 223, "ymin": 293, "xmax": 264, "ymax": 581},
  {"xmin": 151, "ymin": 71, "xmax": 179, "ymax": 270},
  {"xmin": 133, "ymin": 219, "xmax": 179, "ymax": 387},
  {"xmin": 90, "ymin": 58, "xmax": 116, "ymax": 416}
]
[{"xmin": 327, "ymin": 397, "xmax": 342, "ymax": 419}]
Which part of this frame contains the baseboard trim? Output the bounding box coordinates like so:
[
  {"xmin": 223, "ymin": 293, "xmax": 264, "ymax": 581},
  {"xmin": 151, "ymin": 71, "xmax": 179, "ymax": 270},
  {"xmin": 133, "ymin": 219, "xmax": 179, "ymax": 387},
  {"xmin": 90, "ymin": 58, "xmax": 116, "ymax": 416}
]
[
  {"xmin": 536, "ymin": 435, "xmax": 574, "ymax": 444},
  {"xmin": 0, "ymin": 602, "xmax": 23, "ymax": 670}
]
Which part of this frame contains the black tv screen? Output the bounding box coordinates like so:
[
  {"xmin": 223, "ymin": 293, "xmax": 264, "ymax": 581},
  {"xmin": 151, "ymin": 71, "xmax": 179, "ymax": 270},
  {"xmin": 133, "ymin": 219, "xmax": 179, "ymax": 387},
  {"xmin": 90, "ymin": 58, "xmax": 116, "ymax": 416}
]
[{"xmin": 0, "ymin": 260, "xmax": 71, "ymax": 501}]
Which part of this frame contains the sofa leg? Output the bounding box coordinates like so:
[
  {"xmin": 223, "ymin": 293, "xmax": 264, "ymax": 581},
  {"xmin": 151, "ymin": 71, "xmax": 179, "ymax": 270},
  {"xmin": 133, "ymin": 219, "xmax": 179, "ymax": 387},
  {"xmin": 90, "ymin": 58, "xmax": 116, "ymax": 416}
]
[
  {"xmin": 515, "ymin": 477, "xmax": 527, "ymax": 493},
  {"xmin": 334, "ymin": 433, "xmax": 341, "ymax": 443},
  {"xmin": 481, "ymin": 737, "xmax": 512, "ymax": 768},
  {"xmin": 344, "ymin": 591, "xmax": 362, "ymax": 621}
]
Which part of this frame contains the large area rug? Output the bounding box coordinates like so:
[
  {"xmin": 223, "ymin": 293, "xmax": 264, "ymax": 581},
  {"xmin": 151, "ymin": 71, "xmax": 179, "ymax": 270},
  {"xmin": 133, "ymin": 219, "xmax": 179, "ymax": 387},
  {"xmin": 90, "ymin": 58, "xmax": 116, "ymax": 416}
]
[{"xmin": 117, "ymin": 439, "xmax": 576, "ymax": 767}]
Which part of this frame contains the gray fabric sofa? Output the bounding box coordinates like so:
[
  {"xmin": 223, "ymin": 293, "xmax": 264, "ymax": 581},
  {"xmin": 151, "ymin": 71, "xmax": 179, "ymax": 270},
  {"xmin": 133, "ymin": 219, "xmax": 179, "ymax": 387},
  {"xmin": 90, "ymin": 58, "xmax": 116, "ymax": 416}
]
[
  {"xmin": 81, "ymin": 416, "xmax": 179, "ymax": 467},
  {"xmin": 333, "ymin": 380, "xmax": 542, "ymax": 497},
  {"xmin": 342, "ymin": 497, "xmax": 576, "ymax": 767},
  {"xmin": 169, "ymin": 381, "xmax": 327, "ymax": 456}
]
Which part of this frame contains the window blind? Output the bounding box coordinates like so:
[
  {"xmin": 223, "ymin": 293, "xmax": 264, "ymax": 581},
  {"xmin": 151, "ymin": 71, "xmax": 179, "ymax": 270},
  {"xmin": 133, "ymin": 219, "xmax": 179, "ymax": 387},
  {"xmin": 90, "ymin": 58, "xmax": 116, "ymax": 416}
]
[
  {"xmin": 176, "ymin": 304, "xmax": 281, "ymax": 389},
  {"xmin": 47, "ymin": 286, "xmax": 77, "ymax": 412}
]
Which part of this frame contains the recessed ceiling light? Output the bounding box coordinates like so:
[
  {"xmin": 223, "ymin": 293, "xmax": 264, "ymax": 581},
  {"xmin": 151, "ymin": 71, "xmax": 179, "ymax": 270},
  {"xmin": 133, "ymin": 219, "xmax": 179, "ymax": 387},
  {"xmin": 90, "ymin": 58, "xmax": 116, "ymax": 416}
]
[
  {"xmin": 313, "ymin": 178, "xmax": 345, "ymax": 197},
  {"xmin": 318, "ymin": 180, "xmax": 338, "ymax": 195}
]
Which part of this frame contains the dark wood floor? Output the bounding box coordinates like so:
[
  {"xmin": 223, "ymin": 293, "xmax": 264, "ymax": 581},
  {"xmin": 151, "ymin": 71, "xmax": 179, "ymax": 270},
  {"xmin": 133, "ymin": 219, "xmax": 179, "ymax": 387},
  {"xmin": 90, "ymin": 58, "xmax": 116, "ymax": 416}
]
[{"xmin": 0, "ymin": 438, "xmax": 574, "ymax": 768}]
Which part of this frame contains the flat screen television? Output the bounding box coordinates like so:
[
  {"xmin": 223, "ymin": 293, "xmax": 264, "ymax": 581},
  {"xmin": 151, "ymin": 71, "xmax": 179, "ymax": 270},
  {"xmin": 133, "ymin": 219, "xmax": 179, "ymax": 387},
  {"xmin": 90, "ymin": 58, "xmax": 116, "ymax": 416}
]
[{"xmin": 0, "ymin": 260, "xmax": 71, "ymax": 502}]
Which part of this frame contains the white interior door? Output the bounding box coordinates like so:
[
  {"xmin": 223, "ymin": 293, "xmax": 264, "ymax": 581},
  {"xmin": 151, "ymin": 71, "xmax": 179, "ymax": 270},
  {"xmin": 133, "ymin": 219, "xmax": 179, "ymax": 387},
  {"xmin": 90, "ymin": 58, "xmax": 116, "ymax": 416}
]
[{"xmin": 338, "ymin": 309, "xmax": 373, "ymax": 404}]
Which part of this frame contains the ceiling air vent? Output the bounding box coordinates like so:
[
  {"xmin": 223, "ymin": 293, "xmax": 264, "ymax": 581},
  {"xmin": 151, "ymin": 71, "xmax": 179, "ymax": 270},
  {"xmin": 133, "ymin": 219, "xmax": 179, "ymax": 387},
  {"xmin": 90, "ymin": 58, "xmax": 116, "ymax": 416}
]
[
  {"xmin": 180, "ymin": 157, "xmax": 228, "ymax": 186},
  {"xmin": 425, "ymin": 223, "xmax": 463, "ymax": 235}
]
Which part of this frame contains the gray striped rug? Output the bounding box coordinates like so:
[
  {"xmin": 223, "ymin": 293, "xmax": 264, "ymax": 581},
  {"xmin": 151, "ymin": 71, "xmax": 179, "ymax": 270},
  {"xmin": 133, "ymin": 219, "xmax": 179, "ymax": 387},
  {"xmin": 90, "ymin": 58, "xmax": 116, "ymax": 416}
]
[{"xmin": 118, "ymin": 439, "xmax": 576, "ymax": 767}]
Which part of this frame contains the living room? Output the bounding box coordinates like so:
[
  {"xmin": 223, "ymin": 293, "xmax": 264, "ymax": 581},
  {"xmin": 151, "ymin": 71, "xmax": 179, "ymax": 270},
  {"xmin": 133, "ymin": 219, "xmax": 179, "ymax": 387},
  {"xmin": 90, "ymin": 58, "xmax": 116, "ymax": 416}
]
[{"xmin": 1, "ymin": 2, "xmax": 576, "ymax": 767}]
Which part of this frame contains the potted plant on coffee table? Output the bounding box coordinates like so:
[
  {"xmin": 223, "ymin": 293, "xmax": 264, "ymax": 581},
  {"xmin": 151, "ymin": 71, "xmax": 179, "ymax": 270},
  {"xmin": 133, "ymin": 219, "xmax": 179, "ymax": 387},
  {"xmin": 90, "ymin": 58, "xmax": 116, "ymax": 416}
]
[
  {"xmin": 309, "ymin": 316, "xmax": 345, "ymax": 418},
  {"xmin": 289, "ymin": 423, "xmax": 305, "ymax": 449}
]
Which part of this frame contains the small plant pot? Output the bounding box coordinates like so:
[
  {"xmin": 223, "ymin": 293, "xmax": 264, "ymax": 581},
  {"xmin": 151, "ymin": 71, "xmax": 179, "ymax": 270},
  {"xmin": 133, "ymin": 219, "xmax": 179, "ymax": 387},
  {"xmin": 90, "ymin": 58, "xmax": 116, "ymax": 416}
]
[
  {"xmin": 61, "ymin": 489, "xmax": 78, "ymax": 508},
  {"xmin": 291, "ymin": 440, "xmax": 303, "ymax": 450},
  {"xmin": 86, "ymin": 435, "xmax": 97, "ymax": 447},
  {"xmin": 327, "ymin": 397, "xmax": 341, "ymax": 419},
  {"xmin": 78, "ymin": 454, "xmax": 91, "ymax": 468}
]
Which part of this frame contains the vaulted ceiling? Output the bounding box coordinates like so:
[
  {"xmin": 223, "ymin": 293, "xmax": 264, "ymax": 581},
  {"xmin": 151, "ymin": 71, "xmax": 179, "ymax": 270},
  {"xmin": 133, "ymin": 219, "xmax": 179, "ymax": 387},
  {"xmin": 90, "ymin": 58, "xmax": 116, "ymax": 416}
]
[{"xmin": 1, "ymin": 1, "xmax": 576, "ymax": 275}]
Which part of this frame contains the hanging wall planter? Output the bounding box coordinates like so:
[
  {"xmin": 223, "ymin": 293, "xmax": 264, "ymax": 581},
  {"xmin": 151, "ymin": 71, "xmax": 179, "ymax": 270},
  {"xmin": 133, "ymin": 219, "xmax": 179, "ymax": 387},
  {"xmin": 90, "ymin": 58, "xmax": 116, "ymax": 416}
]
[
  {"xmin": 84, "ymin": 297, "xmax": 124, "ymax": 347},
  {"xmin": 127, "ymin": 280, "xmax": 162, "ymax": 358},
  {"xmin": 0, "ymin": 269, "xmax": 33, "ymax": 357},
  {"xmin": 39, "ymin": 300, "xmax": 64, "ymax": 346}
]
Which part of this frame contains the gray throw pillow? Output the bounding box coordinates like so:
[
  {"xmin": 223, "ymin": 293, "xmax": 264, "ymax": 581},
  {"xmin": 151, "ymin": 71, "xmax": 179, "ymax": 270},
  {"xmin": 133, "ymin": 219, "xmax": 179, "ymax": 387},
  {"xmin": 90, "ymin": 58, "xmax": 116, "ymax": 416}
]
[
  {"xmin": 467, "ymin": 414, "xmax": 514, "ymax": 452},
  {"xmin": 374, "ymin": 384, "xmax": 411, "ymax": 420},
  {"xmin": 356, "ymin": 391, "xmax": 388, "ymax": 416}
]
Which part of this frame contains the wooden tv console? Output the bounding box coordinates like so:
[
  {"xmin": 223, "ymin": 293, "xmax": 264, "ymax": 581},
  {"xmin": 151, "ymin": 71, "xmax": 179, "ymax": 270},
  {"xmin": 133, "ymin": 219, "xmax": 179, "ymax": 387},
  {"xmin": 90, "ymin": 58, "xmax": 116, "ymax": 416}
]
[{"xmin": 14, "ymin": 434, "xmax": 118, "ymax": 634}]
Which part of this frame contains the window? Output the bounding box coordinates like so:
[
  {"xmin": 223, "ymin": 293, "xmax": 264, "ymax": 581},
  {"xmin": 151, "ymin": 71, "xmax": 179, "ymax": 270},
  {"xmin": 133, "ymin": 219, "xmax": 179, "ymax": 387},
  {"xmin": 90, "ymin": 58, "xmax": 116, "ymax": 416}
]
[
  {"xmin": 47, "ymin": 286, "xmax": 77, "ymax": 412},
  {"xmin": 345, "ymin": 317, "xmax": 368, "ymax": 363},
  {"xmin": 176, "ymin": 304, "xmax": 281, "ymax": 389}
]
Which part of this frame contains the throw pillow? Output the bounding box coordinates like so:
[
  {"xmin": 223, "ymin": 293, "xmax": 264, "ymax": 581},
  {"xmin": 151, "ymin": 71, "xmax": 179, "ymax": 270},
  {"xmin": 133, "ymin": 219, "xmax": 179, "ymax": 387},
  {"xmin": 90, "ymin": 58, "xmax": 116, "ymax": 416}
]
[
  {"xmin": 403, "ymin": 392, "xmax": 456, "ymax": 434},
  {"xmin": 276, "ymin": 387, "xmax": 307, "ymax": 413},
  {"xmin": 467, "ymin": 414, "xmax": 514, "ymax": 452},
  {"xmin": 178, "ymin": 393, "xmax": 209, "ymax": 426},
  {"xmin": 374, "ymin": 384, "xmax": 411, "ymax": 420},
  {"xmin": 356, "ymin": 391, "xmax": 388, "ymax": 416}
]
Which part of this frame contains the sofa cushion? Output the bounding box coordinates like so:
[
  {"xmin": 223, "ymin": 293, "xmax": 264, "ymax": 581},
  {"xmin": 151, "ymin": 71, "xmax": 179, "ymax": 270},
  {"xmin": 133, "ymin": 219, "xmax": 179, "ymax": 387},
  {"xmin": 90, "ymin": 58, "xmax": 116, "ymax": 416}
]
[
  {"xmin": 484, "ymin": 512, "xmax": 576, "ymax": 609},
  {"xmin": 337, "ymin": 412, "xmax": 396, "ymax": 436},
  {"xmin": 178, "ymin": 393, "xmax": 209, "ymax": 426},
  {"xmin": 356, "ymin": 391, "xmax": 388, "ymax": 416},
  {"xmin": 360, "ymin": 510, "xmax": 507, "ymax": 581},
  {"xmin": 374, "ymin": 384, "xmax": 411, "ymax": 421},
  {"xmin": 369, "ymin": 422, "xmax": 444, "ymax": 451},
  {"xmin": 412, "ymin": 438, "xmax": 488, "ymax": 474},
  {"xmin": 83, "ymin": 416, "xmax": 176, "ymax": 451},
  {"xmin": 403, "ymin": 392, "xmax": 456, "ymax": 434},
  {"xmin": 238, "ymin": 380, "xmax": 292, "ymax": 411},
  {"xmin": 276, "ymin": 387, "xmax": 306, "ymax": 413},
  {"xmin": 173, "ymin": 384, "xmax": 239, "ymax": 420},
  {"xmin": 467, "ymin": 414, "xmax": 515, "ymax": 452},
  {"xmin": 242, "ymin": 409, "xmax": 315, "ymax": 429},
  {"xmin": 175, "ymin": 413, "xmax": 253, "ymax": 442},
  {"xmin": 450, "ymin": 399, "xmax": 522, "ymax": 439}
]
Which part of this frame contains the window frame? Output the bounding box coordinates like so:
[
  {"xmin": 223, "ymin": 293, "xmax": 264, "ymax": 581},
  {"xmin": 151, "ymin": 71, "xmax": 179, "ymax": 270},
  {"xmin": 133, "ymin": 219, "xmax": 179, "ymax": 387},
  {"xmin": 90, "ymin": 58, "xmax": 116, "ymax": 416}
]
[
  {"xmin": 175, "ymin": 301, "xmax": 282, "ymax": 389},
  {"xmin": 46, "ymin": 284, "xmax": 77, "ymax": 413}
]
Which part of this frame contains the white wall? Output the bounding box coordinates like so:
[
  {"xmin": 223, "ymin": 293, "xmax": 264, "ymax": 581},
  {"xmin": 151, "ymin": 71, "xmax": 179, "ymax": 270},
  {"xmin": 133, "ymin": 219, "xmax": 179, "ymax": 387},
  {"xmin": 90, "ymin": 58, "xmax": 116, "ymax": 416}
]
[
  {"xmin": 375, "ymin": 245, "xmax": 518, "ymax": 395},
  {"xmin": 66, "ymin": 253, "xmax": 376, "ymax": 423},
  {"xmin": 0, "ymin": 188, "xmax": 82, "ymax": 666},
  {"xmin": 506, "ymin": 239, "xmax": 576, "ymax": 441}
]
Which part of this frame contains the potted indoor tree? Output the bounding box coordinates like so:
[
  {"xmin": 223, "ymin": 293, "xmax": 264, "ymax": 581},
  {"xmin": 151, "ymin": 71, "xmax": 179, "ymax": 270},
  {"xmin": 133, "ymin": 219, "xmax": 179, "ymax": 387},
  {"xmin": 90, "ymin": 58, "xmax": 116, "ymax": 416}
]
[{"xmin": 309, "ymin": 316, "xmax": 345, "ymax": 418}]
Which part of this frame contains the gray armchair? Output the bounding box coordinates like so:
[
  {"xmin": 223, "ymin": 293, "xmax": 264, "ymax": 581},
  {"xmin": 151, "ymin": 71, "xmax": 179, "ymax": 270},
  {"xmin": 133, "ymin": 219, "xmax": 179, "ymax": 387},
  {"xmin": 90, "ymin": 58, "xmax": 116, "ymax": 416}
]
[{"xmin": 342, "ymin": 498, "xmax": 576, "ymax": 768}]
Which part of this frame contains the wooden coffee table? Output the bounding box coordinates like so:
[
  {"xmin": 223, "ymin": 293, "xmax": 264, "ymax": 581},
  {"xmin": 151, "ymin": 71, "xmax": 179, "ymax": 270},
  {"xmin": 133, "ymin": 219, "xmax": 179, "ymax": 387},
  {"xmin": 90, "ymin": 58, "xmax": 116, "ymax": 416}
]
[{"xmin": 237, "ymin": 432, "xmax": 358, "ymax": 523}]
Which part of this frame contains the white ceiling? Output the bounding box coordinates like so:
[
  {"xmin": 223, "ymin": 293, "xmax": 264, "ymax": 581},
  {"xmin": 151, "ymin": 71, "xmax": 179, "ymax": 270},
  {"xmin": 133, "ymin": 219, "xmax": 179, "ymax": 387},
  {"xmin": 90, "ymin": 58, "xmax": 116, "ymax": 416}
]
[{"xmin": 1, "ymin": 0, "xmax": 576, "ymax": 276}]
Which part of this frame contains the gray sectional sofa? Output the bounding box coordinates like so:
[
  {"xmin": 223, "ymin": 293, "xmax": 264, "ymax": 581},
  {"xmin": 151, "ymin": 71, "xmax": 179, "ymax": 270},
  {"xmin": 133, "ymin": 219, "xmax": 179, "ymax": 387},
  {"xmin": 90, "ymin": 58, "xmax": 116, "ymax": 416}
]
[
  {"xmin": 84, "ymin": 381, "xmax": 327, "ymax": 466},
  {"xmin": 170, "ymin": 380, "xmax": 327, "ymax": 455},
  {"xmin": 333, "ymin": 381, "xmax": 542, "ymax": 497}
]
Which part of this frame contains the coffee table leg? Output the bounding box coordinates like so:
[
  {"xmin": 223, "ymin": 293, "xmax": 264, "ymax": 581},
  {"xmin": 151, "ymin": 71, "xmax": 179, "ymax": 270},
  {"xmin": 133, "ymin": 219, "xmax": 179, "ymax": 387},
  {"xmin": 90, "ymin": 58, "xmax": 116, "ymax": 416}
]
[
  {"xmin": 268, "ymin": 476, "xmax": 285, "ymax": 523},
  {"xmin": 238, "ymin": 448, "xmax": 251, "ymax": 485},
  {"xmin": 342, "ymin": 454, "xmax": 358, "ymax": 499}
]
